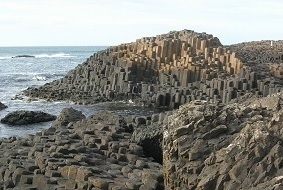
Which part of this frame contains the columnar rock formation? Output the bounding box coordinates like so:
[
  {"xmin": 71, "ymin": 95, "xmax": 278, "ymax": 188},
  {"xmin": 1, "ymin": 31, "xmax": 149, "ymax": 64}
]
[
  {"xmin": 3, "ymin": 30, "xmax": 283, "ymax": 189},
  {"xmin": 24, "ymin": 29, "xmax": 264, "ymax": 109}
]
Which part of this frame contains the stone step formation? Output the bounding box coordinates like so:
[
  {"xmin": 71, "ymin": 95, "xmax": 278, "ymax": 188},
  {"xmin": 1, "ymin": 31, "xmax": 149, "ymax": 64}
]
[
  {"xmin": 0, "ymin": 109, "xmax": 163, "ymax": 190},
  {"xmin": 24, "ymin": 30, "xmax": 283, "ymax": 109}
]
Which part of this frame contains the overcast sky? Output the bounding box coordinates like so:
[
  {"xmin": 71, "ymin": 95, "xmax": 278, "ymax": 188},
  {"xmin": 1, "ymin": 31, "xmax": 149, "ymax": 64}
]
[{"xmin": 0, "ymin": 0, "xmax": 282, "ymax": 46}]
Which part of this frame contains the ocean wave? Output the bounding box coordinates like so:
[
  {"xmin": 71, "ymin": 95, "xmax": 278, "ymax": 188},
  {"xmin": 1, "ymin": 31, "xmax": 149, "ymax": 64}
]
[
  {"xmin": 32, "ymin": 75, "xmax": 47, "ymax": 81},
  {"xmin": 0, "ymin": 56, "xmax": 11, "ymax": 60},
  {"xmin": 31, "ymin": 73, "xmax": 64, "ymax": 81},
  {"xmin": 6, "ymin": 72, "xmax": 63, "ymax": 77},
  {"xmin": 2, "ymin": 73, "xmax": 63, "ymax": 83},
  {"xmin": 0, "ymin": 53, "xmax": 76, "ymax": 59},
  {"xmin": 35, "ymin": 53, "xmax": 76, "ymax": 58}
]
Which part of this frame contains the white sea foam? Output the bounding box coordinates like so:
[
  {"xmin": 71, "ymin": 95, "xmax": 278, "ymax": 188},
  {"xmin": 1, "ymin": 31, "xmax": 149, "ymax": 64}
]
[
  {"xmin": 35, "ymin": 53, "xmax": 76, "ymax": 58},
  {"xmin": 0, "ymin": 56, "xmax": 11, "ymax": 60},
  {"xmin": 1, "ymin": 53, "xmax": 75, "ymax": 59},
  {"xmin": 32, "ymin": 75, "xmax": 47, "ymax": 81}
]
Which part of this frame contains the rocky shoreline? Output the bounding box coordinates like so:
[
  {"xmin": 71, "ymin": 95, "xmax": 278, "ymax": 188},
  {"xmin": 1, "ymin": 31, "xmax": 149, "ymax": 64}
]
[
  {"xmin": 0, "ymin": 108, "xmax": 163, "ymax": 190},
  {"xmin": 2, "ymin": 94, "xmax": 283, "ymax": 189},
  {"xmin": 1, "ymin": 29, "xmax": 283, "ymax": 189}
]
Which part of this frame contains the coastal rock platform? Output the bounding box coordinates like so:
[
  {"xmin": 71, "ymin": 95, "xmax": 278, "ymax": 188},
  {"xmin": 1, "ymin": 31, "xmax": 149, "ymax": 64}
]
[
  {"xmin": 0, "ymin": 109, "xmax": 163, "ymax": 190},
  {"xmin": 7, "ymin": 29, "xmax": 283, "ymax": 190},
  {"xmin": 3, "ymin": 93, "xmax": 283, "ymax": 190}
]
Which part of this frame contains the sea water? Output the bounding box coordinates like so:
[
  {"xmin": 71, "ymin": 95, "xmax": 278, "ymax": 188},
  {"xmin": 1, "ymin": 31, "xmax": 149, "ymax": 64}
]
[{"xmin": 0, "ymin": 46, "xmax": 154, "ymax": 138}]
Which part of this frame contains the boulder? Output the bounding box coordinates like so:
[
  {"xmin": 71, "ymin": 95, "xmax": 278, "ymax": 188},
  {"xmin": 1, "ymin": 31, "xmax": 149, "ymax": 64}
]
[
  {"xmin": 51, "ymin": 107, "xmax": 85, "ymax": 127},
  {"xmin": 0, "ymin": 110, "xmax": 56, "ymax": 125},
  {"xmin": 0, "ymin": 102, "xmax": 7, "ymax": 110}
]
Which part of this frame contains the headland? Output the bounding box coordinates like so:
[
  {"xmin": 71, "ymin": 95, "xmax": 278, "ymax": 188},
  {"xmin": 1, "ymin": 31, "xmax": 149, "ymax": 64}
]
[{"xmin": 1, "ymin": 29, "xmax": 283, "ymax": 189}]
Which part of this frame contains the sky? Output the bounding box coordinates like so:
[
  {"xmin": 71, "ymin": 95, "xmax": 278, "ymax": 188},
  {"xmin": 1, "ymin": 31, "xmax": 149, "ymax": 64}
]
[{"xmin": 0, "ymin": 0, "xmax": 282, "ymax": 46}]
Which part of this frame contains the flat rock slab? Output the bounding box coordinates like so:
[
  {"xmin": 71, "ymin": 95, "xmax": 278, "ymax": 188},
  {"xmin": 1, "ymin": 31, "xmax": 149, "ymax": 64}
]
[{"xmin": 1, "ymin": 110, "xmax": 56, "ymax": 125}]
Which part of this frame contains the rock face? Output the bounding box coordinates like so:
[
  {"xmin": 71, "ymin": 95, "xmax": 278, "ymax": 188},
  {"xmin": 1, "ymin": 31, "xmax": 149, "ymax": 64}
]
[
  {"xmin": 0, "ymin": 110, "xmax": 56, "ymax": 125},
  {"xmin": 0, "ymin": 109, "xmax": 163, "ymax": 189},
  {"xmin": 0, "ymin": 102, "xmax": 7, "ymax": 110},
  {"xmin": 24, "ymin": 29, "xmax": 277, "ymax": 110},
  {"xmin": 163, "ymin": 93, "xmax": 283, "ymax": 190}
]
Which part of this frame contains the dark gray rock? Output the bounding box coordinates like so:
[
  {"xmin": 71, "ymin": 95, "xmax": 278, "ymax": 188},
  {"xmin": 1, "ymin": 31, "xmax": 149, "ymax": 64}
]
[
  {"xmin": 135, "ymin": 117, "xmax": 147, "ymax": 125},
  {"xmin": 12, "ymin": 55, "xmax": 35, "ymax": 58},
  {"xmin": 0, "ymin": 110, "xmax": 56, "ymax": 125},
  {"xmin": 0, "ymin": 102, "xmax": 7, "ymax": 110}
]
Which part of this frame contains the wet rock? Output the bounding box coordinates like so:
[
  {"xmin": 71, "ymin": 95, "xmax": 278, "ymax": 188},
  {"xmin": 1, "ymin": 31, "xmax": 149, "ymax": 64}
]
[
  {"xmin": 0, "ymin": 102, "xmax": 7, "ymax": 110},
  {"xmin": 12, "ymin": 55, "xmax": 35, "ymax": 58},
  {"xmin": 0, "ymin": 110, "xmax": 56, "ymax": 125}
]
